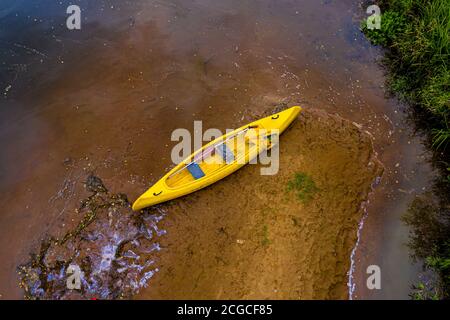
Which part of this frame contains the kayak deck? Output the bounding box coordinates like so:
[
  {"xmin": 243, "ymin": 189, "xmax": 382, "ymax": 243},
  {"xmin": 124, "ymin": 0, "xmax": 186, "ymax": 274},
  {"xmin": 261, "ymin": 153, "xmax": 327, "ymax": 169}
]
[
  {"xmin": 132, "ymin": 106, "xmax": 302, "ymax": 211},
  {"xmin": 165, "ymin": 128, "xmax": 266, "ymax": 188}
]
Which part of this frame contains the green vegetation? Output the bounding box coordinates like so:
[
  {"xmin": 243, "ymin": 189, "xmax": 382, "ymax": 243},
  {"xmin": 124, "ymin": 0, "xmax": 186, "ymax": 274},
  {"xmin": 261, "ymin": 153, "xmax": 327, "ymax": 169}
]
[
  {"xmin": 432, "ymin": 119, "xmax": 449, "ymax": 150},
  {"xmin": 287, "ymin": 172, "xmax": 318, "ymax": 203},
  {"xmin": 362, "ymin": 0, "xmax": 450, "ymax": 149},
  {"xmin": 362, "ymin": 0, "xmax": 450, "ymax": 299},
  {"xmin": 261, "ymin": 225, "xmax": 271, "ymax": 247},
  {"xmin": 402, "ymin": 196, "xmax": 450, "ymax": 299},
  {"xmin": 411, "ymin": 282, "xmax": 440, "ymax": 300}
]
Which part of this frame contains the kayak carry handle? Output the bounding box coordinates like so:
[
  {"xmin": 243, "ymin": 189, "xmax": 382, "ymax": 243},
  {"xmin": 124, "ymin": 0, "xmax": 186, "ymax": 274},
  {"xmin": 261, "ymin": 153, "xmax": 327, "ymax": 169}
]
[
  {"xmin": 271, "ymin": 115, "xmax": 280, "ymax": 120},
  {"xmin": 153, "ymin": 191, "xmax": 162, "ymax": 196}
]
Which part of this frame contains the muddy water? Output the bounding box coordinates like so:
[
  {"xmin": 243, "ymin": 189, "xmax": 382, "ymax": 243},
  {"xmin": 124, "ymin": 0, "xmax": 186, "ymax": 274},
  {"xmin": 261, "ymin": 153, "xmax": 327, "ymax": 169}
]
[
  {"xmin": 0, "ymin": 0, "xmax": 433, "ymax": 299},
  {"xmin": 17, "ymin": 175, "xmax": 165, "ymax": 300}
]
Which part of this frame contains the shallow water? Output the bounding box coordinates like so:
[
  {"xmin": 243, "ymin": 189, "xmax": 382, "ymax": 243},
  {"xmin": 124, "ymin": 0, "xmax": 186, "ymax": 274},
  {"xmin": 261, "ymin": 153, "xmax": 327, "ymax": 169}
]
[
  {"xmin": 0, "ymin": 0, "xmax": 433, "ymax": 299},
  {"xmin": 17, "ymin": 175, "xmax": 165, "ymax": 299}
]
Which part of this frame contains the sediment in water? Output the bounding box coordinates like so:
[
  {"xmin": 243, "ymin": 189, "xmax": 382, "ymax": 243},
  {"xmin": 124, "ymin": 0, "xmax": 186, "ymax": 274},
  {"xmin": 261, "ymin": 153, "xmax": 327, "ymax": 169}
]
[{"xmin": 18, "ymin": 175, "xmax": 165, "ymax": 300}]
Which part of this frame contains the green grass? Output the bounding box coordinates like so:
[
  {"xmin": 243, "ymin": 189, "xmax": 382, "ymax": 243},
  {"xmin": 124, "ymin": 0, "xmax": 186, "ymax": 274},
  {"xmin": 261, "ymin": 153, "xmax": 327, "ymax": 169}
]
[
  {"xmin": 287, "ymin": 172, "xmax": 318, "ymax": 203},
  {"xmin": 362, "ymin": 0, "xmax": 450, "ymax": 299},
  {"xmin": 411, "ymin": 282, "xmax": 440, "ymax": 300},
  {"xmin": 261, "ymin": 225, "xmax": 271, "ymax": 247},
  {"xmin": 362, "ymin": 0, "xmax": 450, "ymax": 150},
  {"xmin": 432, "ymin": 117, "xmax": 449, "ymax": 150},
  {"xmin": 402, "ymin": 196, "xmax": 450, "ymax": 299}
]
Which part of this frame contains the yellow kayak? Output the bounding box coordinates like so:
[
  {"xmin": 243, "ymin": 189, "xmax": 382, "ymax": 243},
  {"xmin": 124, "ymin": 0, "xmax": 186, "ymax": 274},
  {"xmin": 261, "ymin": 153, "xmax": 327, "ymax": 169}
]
[{"xmin": 132, "ymin": 106, "xmax": 302, "ymax": 211}]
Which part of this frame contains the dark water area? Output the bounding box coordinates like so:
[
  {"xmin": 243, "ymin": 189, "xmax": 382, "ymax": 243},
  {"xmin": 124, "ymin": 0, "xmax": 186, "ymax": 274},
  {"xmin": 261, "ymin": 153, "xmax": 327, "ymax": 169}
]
[{"xmin": 0, "ymin": 0, "xmax": 434, "ymax": 299}]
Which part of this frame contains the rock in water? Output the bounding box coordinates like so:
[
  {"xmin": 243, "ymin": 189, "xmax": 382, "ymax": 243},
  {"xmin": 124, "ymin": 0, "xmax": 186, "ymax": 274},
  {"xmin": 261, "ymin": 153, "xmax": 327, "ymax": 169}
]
[{"xmin": 85, "ymin": 174, "xmax": 108, "ymax": 193}]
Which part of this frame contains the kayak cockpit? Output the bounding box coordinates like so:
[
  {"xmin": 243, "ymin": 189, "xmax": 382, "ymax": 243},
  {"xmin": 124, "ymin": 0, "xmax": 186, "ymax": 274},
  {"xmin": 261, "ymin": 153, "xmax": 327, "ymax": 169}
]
[{"xmin": 165, "ymin": 127, "xmax": 262, "ymax": 188}]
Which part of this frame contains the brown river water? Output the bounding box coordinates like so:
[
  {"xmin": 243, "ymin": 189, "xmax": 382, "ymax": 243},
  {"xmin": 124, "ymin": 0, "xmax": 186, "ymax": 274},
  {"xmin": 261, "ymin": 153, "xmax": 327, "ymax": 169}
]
[{"xmin": 0, "ymin": 0, "xmax": 434, "ymax": 299}]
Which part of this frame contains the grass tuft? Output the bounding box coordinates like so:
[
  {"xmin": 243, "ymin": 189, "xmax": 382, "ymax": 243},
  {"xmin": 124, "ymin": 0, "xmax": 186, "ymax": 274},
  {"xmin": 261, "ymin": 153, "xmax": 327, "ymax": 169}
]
[
  {"xmin": 402, "ymin": 196, "xmax": 450, "ymax": 299},
  {"xmin": 287, "ymin": 172, "xmax": 318, "ymax": 203},
  {"xmin": 261, "ymin": 225, "xmax": 271, "ymax": 247}
]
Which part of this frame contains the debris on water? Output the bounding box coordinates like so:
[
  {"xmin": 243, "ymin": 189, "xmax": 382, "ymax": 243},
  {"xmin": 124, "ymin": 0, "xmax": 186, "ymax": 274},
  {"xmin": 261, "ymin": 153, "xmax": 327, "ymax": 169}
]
[
  {"xmin": 4, "ymin": 84, "xmax": 12, "ymax": 95},
  {"xmin": 63, "ymin": 157, "xmax": 74, "ymax": 166},
  {"xmin": 85, "ymin": 174, "xmax": 107, "ymax": 193},
  {"xmin": 18, "ymin": 175, "xmax": 166, "ymax": 300}
]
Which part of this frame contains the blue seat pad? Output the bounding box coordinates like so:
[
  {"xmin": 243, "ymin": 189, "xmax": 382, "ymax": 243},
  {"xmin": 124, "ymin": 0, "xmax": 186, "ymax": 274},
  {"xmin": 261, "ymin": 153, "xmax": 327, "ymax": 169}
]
[
  {"xmin": 186, "ymin": 162, "xmax": 205, "ymax": 179},
  {"xmin": 215, "ymin": 144, "xmax": 235, "ymax": 164}
]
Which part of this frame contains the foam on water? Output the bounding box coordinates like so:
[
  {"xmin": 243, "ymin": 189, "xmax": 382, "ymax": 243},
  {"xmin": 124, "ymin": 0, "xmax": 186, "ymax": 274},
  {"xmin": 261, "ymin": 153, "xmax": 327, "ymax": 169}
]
[{"xmin": 18, "ymin": 175, "xmax": 166, "ymax": 300}]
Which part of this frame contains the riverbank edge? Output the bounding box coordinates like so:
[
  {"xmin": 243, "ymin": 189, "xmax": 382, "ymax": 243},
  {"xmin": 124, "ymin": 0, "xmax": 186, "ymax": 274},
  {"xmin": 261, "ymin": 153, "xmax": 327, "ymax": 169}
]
[{"xmin": 362, "ymin": 0, "xmax": 450, "ymax": 299}]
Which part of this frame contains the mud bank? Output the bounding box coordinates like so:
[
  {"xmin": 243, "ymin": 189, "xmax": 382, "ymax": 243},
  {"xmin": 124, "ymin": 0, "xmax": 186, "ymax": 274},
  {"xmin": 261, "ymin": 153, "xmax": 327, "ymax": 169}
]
[{"xmin": 136, "ymin": 108, "xmax": 382, "ymax": 300}]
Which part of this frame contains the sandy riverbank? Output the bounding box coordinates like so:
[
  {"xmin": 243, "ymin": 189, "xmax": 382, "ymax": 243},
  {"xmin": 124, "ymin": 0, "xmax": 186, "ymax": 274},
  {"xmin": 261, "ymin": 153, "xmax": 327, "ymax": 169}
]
[{"xmin": 135, "ymin": 108, "xmax": 383, "ymax": 299}]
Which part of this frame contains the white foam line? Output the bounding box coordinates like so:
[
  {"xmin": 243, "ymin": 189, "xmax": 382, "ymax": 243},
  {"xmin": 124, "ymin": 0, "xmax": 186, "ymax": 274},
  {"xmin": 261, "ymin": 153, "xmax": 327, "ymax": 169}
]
[
  {"xmin": 347, "ymin": 200, "xmax": 369, "ymax": 300},
  {"xmin": 347, "ymin": 173, "xmax": 382, "ymax": 299}
]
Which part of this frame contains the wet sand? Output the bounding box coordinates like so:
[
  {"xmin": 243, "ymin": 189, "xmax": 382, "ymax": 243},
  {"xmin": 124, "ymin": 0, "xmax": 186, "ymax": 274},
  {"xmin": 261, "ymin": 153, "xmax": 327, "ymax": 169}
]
[
  {"xmin": 136, "ymin": 109, "xmax": 382, "ymax": 299},
  {"xmin": 0, "ymin": 0, "xmax": 434, "ymax": 299}
]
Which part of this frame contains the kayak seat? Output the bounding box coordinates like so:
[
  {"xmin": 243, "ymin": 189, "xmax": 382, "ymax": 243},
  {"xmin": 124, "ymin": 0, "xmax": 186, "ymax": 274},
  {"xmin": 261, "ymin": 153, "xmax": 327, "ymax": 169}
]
[
  {"xmin": 216, "ymin": 144, "xmax": 235, "ymax": 164},
  {"xmin": 186, "ymin": 162, "xmax": 205, "ymax": 180}
]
